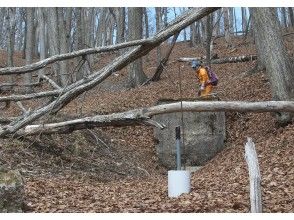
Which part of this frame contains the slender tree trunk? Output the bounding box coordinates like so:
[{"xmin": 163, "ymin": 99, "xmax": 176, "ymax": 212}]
[
  {"xmin": 242, "ymin": 7, "xmax": 248, "ymax": 33},
  {"xmin": 156, "ymin": 7, "xmax": 162, "ymax": 65},
  {"xmin": 65, "ymin": 8, "xmax": 72, "ymax": 52},
  {"xmin": 75, "ymin": 7, "xmax": 85, "ymax": 81},
  {"xmin": 205, "ymin": 14, "xmax": 213, "ymax": 67},
  {"xmin": 6, "ymin": 8, "xmax": 16, "ymax": 90},
  {"xmin": 58, "ymin": 8, "xmax": 69, "ymax": 86},
  {"xmin": 229, "ymin": 7, "xmax": 234, "ymax": 34},
  {"xmin": 24, "ymin": 7, "xmax": 34, "ymax": 93},
  {"xmin": 281, "ymin": 7, "xmax": 287, "ymax": 30},
  {"xmin": 251, "ymin": 7, "xmax": 294, "ymax": 125},
  {"xmin": 143, "ymin": 7, "xmax": 149, "ymax": 39},
  {"xmin": 288, "ymin": 7, "xmax": 294, "ymax": 27},
  {"xmin": 37, "ymin": 8, "xmax": 46, "ymax": 79},
  {"xmin": 223, "ymin": 7, "xmax": 233, "ymax": 48},
  {"xmin": 47, "ymin": 8, "xmax": 61, "ymax": 84},
  {"xmin": 215, "ymin": 9, "xmax": 222, "ymax": 36},
  {"xmin": 127, "ymin": 7, "xmax": 147, "ymax": 88}
]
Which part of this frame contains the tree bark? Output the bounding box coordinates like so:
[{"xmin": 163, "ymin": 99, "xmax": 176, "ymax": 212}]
[
  {"xmin": 205, "ymin": 14, "xmax": 213, "ymax": 67},
  {"xmin": 241, "ymin": 7, "xmax": 248, "ymax": 33},
  {"xmin": 127, "ymin": 7, "xmax": 147, "ymax": 88},
  {"xmin": 155, "ymin": 7, "xmax": 162, "ymax": 65},
  {"xmin": 288, "ymin": 7, "xmax": 294, "ymax": 27},
  {"xmin": 57, "ymin": 8, "xmax": 69, "ymax": 86},
  {"xmin": 251, "ymin": 7, "xmax": 294, "ymax": 125},
  {"xmin": 143, "ymin": 7, "xmax": 149, "ymax": 39},
  {"xmin": 37, "ymin": 8, "xmax": 46, "ymax": 84},
  {"xmin": 6, "ymin": 8, "xmax": 17, "ymax": 91},
  {"xmin": 223, "ymin": 7, "xmax": 233, "ymax": 48},
  {"xmin": 24, "ymin": 7, "xmax": 34, "ymax": 93},
  {"xmin": 281, "ymin": 7, "xmax": 288, "ymax": 29}
]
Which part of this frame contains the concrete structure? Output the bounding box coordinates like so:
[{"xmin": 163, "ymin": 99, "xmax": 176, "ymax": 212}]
[{"xmin": 153, "ymin": 98, "xmax": 226, "ymax": 169}]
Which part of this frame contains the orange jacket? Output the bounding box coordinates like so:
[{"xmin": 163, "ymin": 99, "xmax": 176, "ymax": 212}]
[{"xmin": 196, "ymin": 67, "xmax": 209, "ymax": 87}]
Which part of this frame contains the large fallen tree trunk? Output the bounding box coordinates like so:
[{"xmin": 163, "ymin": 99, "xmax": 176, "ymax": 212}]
[
  {"xmin": 16, "ymin": 101, "xmax": 294, "ymax": 136},
  {"xmin": 0, "ymin": 8, "xmax": 220, "ymax": 138},
  {"xmin": 178, "ymin": 54, "xmax": 258, "ymax": 64}
]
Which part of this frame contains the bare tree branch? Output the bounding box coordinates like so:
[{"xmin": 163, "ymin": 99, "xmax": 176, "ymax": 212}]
[
  {"xmin": 178, "ymin": 54, "xmax": 258, "ymax": 64},
  {"xmin": 0, "ymin": 89, "xmax": 61, "ymax": 102}
]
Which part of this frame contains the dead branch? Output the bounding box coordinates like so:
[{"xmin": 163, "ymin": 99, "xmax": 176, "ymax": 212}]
[
  {"xmin": 0, "ymin": 89, "xmax": 61, "ymax": 102},
  {"xmin": 14, "ymin": 101, "xmax": 294, "ymax": 137},
  {"xmin": 178, "ymin": 54, "xmax": 258, "ymax": 64},
  {"xmin": 0, "ymin": 7, "xmax": 219, "ymax": 138}
]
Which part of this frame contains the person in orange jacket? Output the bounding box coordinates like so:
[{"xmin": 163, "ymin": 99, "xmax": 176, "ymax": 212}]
[{"xmin": 191, "ymin": 60, "xmax": 213, "ymax": 97}]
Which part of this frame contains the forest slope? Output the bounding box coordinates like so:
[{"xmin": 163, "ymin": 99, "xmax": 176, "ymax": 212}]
[{"xmin": 0, "ymin": 34, "xmax": 293, "ymax": 212}]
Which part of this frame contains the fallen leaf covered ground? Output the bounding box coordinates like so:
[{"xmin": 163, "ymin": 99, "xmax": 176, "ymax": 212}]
[{"xmin": 0, "ymin": 33, "xmax": 293, "ymax": 213}]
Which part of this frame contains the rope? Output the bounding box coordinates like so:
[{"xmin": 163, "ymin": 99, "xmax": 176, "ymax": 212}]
[{"xmin": 177, "ymin": 63, "xmax": 186, "ymax": 170}]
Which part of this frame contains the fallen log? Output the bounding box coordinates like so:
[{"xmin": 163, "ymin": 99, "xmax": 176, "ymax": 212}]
[
  {"xmin": 178, "ymin": 54, "xmax": 258, "ymax": 64},
  {"xmin": 15, "ymin": 100, "xmax": 294, "ymax": 136}
]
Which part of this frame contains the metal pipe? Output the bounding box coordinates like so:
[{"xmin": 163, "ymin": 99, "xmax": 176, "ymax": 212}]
[{"xmin": 175, "ymin": 126, "xmax": 181, "ymax": 170}]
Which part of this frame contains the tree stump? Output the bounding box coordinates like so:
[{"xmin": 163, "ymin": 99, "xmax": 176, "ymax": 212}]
[{"xmin": 0, "ymin": 169, "xmax": 24, "ymax": 213}]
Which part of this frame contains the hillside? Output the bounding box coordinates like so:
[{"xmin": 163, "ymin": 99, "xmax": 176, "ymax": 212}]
[{"xmin": 0, "ymin": 34, "xmax": 293, "ymax": 212}]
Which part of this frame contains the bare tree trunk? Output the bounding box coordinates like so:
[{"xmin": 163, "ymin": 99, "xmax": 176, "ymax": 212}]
[
  {"xmin": 229, "ymin": 7, "xmax": 234, "ymax": 34},
  {"xmin": 155, "ymin": 7, "xmax": 162, "ymax": 65},
  {"xmin": 143, "ymin": 7, "xmax": 149, "ymax": 39},
  {"xmin": 37, "ymin": 8, "xmax": 46, "ymax": 79},
  {"xmin": 24, "ymin": 7, "xmax": 34, "ymax": 93},
  {"xmin": 250, "ymin": 8, "xmax": 266, "ymax": 71},
  {"xmin": 47, "ymin": 8, "xmax": 61, "ymax": 85},
  {"xmin": 6, "ymin": 8, "xmax": 16, "ymax": 90},
  {"xmin": 57, "ymin": 8, "xmax": 69, "ymax": 86},
  {"xmin": 143, "ymin": 7, "xmax": 150, "ymax": 63},
  {"xmin": 65, "ymin": 8, "xmax": 72, "ymax": 52},
  {"xmin": 251, "ymin": 7, "xmax": 294, "ymax": 125},
  {"xmin": 163, "ymin": 7, "xmax": 168, "ymax": 28},
  {"xmin": 281, "ymin": 7, "xmax": 288, "ymax": 30},
  {"xmin": 127, "ymin": 7, "xmax": 147, "ymax": 88},
  {"xmin": 0, "ymin": 8, "xmax": 6, "ymax": 48},
  {"xmin": 205, "ymin": 14, "xmax": 213, "ymax": 67},
  {"xmin": 215, "ymin": 9, "xmax": 222, "ymax": 36},
  {"xmin": 223, "ymin": 7, "xmax": 233, "ymax": 48},
  {"xmin": 241, "ymin": 7, "xmax": 248, "ymax": 33},
  {"xmin": 75, "ymin": 7, "xmax": 85, "ymax": 81},
  {"xmin": 288, "ymin": 7, "xmax": 294, "ymax": 27}
]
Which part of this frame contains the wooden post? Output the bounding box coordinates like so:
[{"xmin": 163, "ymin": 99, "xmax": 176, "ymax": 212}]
[{"xmin": 245, "ymin": 137, "xmax": 262, "ymax": 213}]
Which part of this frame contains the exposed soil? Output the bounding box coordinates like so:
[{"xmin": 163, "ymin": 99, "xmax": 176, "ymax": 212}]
[{"xmin": 0, "ymin": 33, "xmax": 293, "ymax": 212}]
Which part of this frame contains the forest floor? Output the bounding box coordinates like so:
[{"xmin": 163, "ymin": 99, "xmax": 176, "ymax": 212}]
[{"xmin": 0, "ymin": 33, "xmax": 293, "ymax": 212}]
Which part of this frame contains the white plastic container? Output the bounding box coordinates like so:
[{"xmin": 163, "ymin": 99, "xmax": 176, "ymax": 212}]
[{"xmin": 168, "ymin": 170, "xmax": 191, "ymax": 198}]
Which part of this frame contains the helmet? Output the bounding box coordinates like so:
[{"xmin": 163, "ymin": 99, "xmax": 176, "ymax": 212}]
[{"xmin": 191, "ymin": 60, "xmax": 201, "ymax": 69}]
